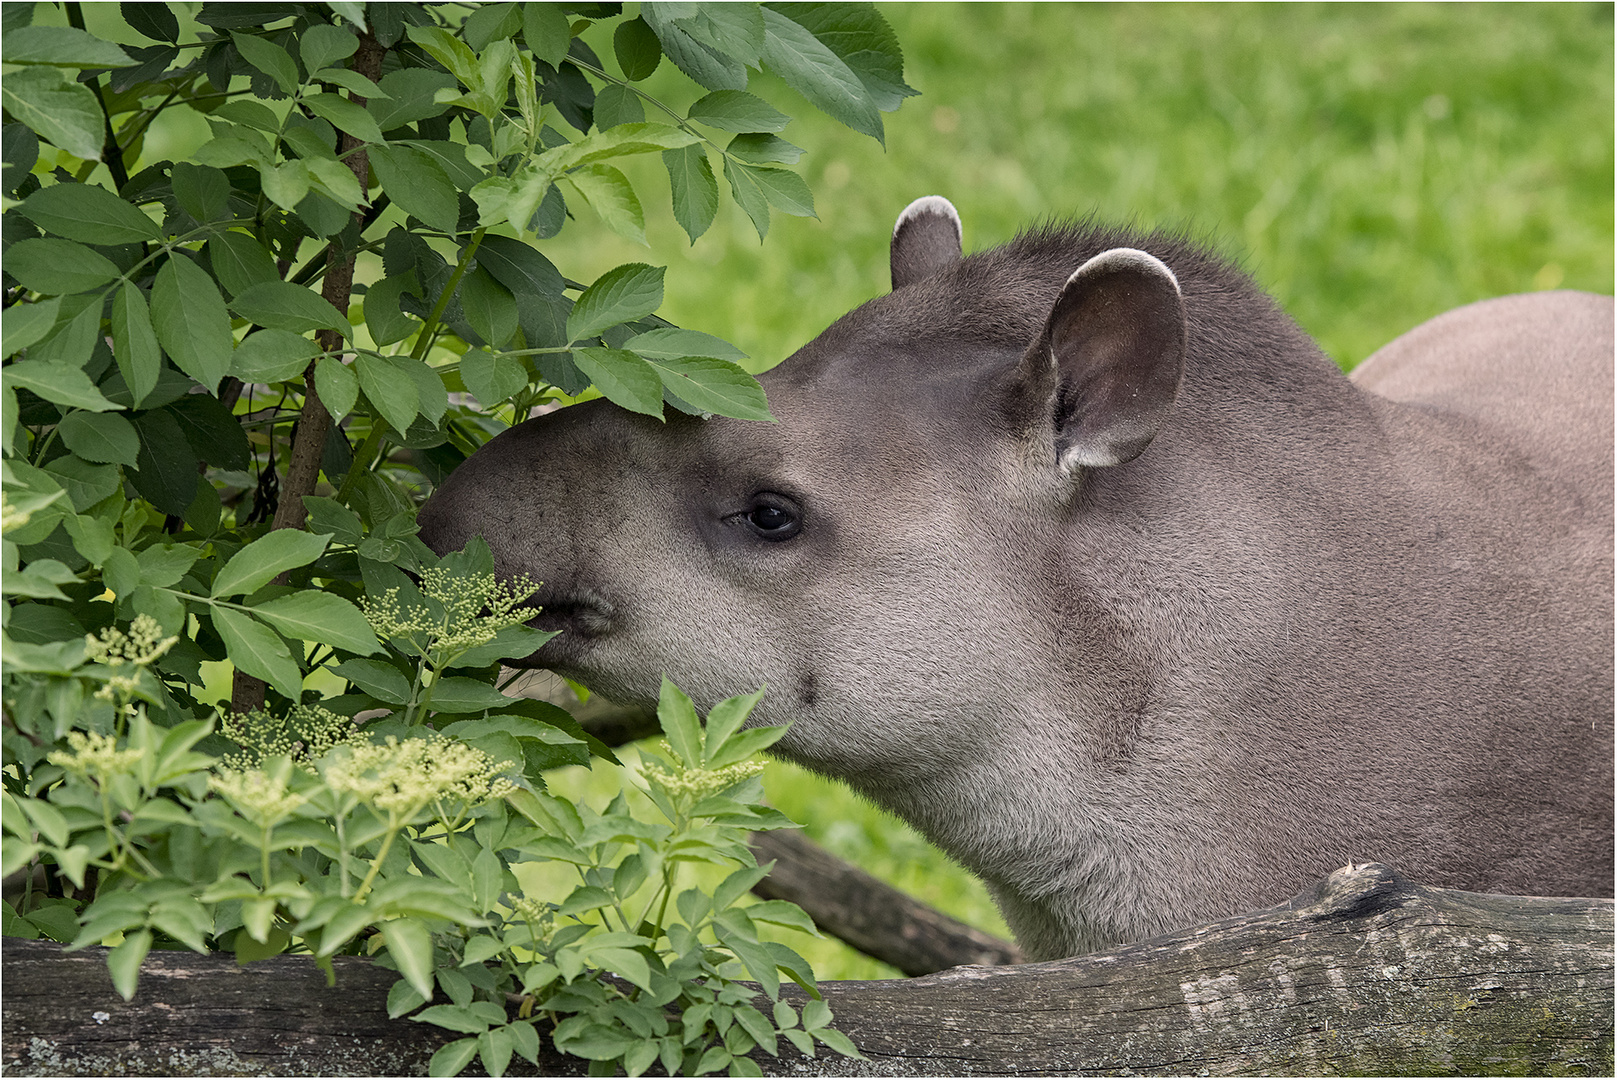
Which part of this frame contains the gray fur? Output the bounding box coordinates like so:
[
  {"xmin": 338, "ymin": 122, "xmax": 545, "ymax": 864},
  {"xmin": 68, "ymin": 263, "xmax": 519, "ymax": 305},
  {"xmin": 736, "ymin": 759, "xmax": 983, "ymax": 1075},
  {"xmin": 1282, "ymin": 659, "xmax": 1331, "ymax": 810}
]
[{"xmin": 420, "ymin": 204, "xmax": 1614, "ymax": 961}]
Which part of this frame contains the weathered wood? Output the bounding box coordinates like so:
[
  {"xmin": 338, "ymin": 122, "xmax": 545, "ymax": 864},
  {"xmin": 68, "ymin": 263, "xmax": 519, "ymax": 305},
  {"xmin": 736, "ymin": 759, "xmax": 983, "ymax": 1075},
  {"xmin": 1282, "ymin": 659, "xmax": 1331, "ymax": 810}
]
[
  {"xmin": 749, "ymin": 828, "xmax": 1023, "ymax": 974},
  {"xmin": 4, "ymin": 864, "xmax": 1610, "ymax": 1076}
]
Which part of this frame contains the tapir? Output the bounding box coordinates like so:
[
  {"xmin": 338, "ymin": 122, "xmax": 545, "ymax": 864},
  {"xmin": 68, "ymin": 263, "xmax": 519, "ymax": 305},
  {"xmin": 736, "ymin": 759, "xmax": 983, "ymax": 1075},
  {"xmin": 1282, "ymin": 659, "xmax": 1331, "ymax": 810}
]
[{"xmin": 420, "ymin": 197, "xmax": 1614, "ymax": 960}]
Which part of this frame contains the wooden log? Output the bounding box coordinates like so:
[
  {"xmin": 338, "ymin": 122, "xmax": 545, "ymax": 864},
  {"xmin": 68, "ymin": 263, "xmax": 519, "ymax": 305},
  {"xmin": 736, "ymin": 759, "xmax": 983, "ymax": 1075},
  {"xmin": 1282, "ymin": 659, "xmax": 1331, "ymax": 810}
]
[
  {"xmin": 3, "ymin": 864, "xmax": 1610, "ymax": 1076},
  {"xmin": 749, "ymin": 828, "xmax": 1023, "ymax": 974}
]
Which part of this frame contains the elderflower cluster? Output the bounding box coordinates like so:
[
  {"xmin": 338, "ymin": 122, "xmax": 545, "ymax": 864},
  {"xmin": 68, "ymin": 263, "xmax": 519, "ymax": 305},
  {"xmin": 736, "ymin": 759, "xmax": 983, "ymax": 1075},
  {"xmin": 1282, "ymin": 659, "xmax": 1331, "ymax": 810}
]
[
  {"xmin": 361, "ymin": 568, "xmax": 539, "ymax": 658},
  {"xmin": 322, "ymin": 735, "xmax": 517, "ymax": 819},
  {"xmin": 82, "ymin": 614, "xmax": 179, "ymax": 701},
  {"xmin": 220, "ymin": 704, "xmax": 359, "ymax": 772},
  {"xmin": 209, "ymin": 765, "xmax": 307, "ymax": 826},
  {"xmin": 639, "ymin": 744, "xmax": 766, "ymax": 802},
  {"xmin": 47, "ymin": 730, "xmax": 146, "ymax": 784}
]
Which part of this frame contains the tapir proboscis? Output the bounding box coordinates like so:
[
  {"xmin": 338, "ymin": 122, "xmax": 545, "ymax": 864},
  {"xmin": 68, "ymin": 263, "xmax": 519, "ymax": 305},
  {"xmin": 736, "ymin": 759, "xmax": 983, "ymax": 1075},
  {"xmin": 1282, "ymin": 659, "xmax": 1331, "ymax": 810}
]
[{"xmin": 420, "ymin": 197, "xmax": 1614, "ymax": 961}]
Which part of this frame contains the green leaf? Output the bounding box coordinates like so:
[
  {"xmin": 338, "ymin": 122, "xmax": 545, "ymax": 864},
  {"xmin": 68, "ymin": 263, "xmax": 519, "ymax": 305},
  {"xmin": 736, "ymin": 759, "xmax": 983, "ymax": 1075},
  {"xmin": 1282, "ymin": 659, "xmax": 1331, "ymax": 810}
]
[
  {"xmin": 110, "ymin": 283, "xmax": 160, "ymax": 407},
  {"xmin": 814, "ymin": 1027, "xmax": 862, "ymax": 1059},
  {"xmin": 231, "ymin": 329, "xmax": 321, "ymax": 383},
  {"xmin": 122, "ymin": 2, "xmax": 180, "ymax": 42},
  {"xmin": 355, "ymin": 353, "xmax": 419, "ymax": 434},
  {"xmin": 1, "ymin": 25, "xmax": 134, "ymax": 68},
  {"xmin": 722, "ymin": 156, "xmax": 772, "ymax": 241},
  {"xmin": 744, "ymin": 899, "xmax": 819, "ymax": 936},
  {"xmin": 231, "ymin": 280, "xmax": 352, "ymax": 337},
  {"xmin": 465, "ymin": 2, "xmax": 523, "ymax": 50},
  {"xmin": 151, "ymin": 255, "xmax": 234, "ymax": 390},
  {"xmin": 567, "ymin": 263, "xmax": 665, "ymax": 342},
  {"xmin": 0, "ymin": 67, "xmax": 105, "ymax": 161},
  {"xmin": 251, "ymin": 593, "xmax": 381, "ymax": 655},
  {"xmin": 460, "ymin": 267, "xmax": 518, "ymax": 348},
  {"xmin": 564, "ymin": 163, "xmax": 646, "ymax": 245},
  {"xmin": 314, "ymin": 356, "xmax": 358, "ymax": 420},
  {"xmin": 214, "ymin": 99, "xmax": 283, "ymax": 134},
  {"xmin": 207, "ymin": 232, "xmax": 280, "ymax": 298},
  {"xmin": 459, "ymin": 350, "xmax": 526, "ymax": 408},
  {"xmin": 5, "ymin": 238, "xmax": 121, "ymax": 295},
  {"xmin": 571, "ymin": 348, "xmax": 663, "ymax": 418},
  {"xmin": 384, "ymin": 917, "xmax": 437, "ymax": 1002},
  {"xmin": 2, "ymin": 360, "xmax": 117, "ymax": 412},
  {"xmin": 213, "ymin": 607, "xmax": 303, "ymax": 699},
  {"xmin": 776, "ymin": 2, "xmax": 916, "ymax": 111},
  {"xmin": 129, "ymin": 409, "xmax": 199, "ymax": 515},
  {"xmin": 422, "ymin": 677, "xmax": 514, "ymax": 713},
  {"xmin": 231, "ymin": 31, "xmax": 300, "ymax": 95},
  {"xmin": 646, "ymin": 355, "xmax": 773, "ymax": 421},
  {"xmin": 545, "ymin": 122, "xmax": 701, "ymax": 171},
  {"xmin": 688, "ymin": 90, "xmax": 792, "ymax": 133},
  {"xmin": 370, "ymin": 69, "xmax": 457, "ymax": 131},
  {"xmin": 332, "ymin": 658, "xmax": 411, "ymax": 705},
  {"xmin": 641, "ymin": 5, "xmax": 747, "ymax": 91},
  {"xmin": 614, "ymin": 16, "xmax": 662, "ymax": 80},
  {"xmin": 476, "ymin": 235, "xmax": 565, "ymax": 299},
  {"xmin": 107, "ymin": 928, "xmax": 153, "ymax": 1001},
  {"xmin": 57, "ymin": 411, "xmax": 140, "ymax": 466},
  {"xmin": 734, "ymin": 162, "xmax": 815, "ymax": 218},
  {"xmin": 623, "ymin": 327, "xmax": 747, "ymax": 362},
  {"xmin": 302, "ymin": 91, "xmax": 386, "ymax": 145},
  {"xmin": 414, "ymin": 1003, "xmax": 491, "ymax": 1036},
  {"xmin": 211, "ymin": 528, "xmax": 332, "ymax": 598},
  {"xmin": 19, "ymin": 183, "xmax": 161, "ymax": 244},
  {"xmin": 361, "ymin": 274, "xmax": 419, "ymax": 348},
  {"xmin": 299, "ymin": 22, "xmax": 359, "ymax": 74},
  {"xmin": 522, "ymin": 3, "xmax": 572, "ymax": 67},
  {"xmin": 702, "ymin": 686, "xmax": 767, "ymax": 760},
  {"xmin": 428, "ymin": 1038, "xmax": 480, "ymax": 1077},
  {"xmin": 664, "ymin": 144, "xmax": 718, "ymax": 244},
  {"xmin": 3, "ymin": 297, "xmax": 62, "ymax": 358},
  {"xmin": 726, "ymin": 132, "xmax": 805, "ymax": 165},
  {"xmin": 594, "ymin": 83, "xmax": 647, "ymax": 129},
  {"xmin": 136, "ymin": 543, "xmax": 202, "ymax": 588},
  {"xmin": 702, "ymin": 724, "xmax": 789, "ymax": 770},
  {"xmin": 42, "ymin": 454, "xmax": 120, "ymax": 511},
  {"xmin": 760, "ymin": 7, "xmax": 883, "ymax": 141},
  {"xmin": 657, "ymin": 678, "xmax": 704, "ymax": 767},
  {"xmin": 260, "ymin": 159, "xmax": 311, "ymax": 213},
  {"xmin": 368, "ymin": 144, "xmax": 458, "ymax": 234},
  {"xmin": 303, "ymin": 495, "xmax": 364, "ymax": 543}
]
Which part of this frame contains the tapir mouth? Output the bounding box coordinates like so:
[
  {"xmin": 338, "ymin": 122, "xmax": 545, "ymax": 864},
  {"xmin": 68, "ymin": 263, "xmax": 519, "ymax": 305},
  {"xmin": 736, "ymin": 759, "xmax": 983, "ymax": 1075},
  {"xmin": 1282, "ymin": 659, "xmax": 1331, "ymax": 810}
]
[{"xmin": 528, "ymin": 588, "xmax": 615, "ymax": 641}]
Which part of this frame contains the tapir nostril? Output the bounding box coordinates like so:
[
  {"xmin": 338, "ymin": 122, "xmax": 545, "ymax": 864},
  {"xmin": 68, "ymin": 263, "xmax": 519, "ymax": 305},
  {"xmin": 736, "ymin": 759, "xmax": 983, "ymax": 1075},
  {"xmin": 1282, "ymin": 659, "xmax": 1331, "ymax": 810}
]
[{"xmin": 532, "ymin": 589, "xmax": 615, "ymax": 638}]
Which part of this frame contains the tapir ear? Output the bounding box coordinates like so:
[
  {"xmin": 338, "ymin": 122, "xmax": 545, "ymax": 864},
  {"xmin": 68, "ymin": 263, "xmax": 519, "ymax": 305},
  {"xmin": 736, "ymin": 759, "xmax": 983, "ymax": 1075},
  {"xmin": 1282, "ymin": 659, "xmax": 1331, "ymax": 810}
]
[
  {"xmin": 1038, "ymin": 248, "xmax": 1186, "ymax": 472},
  {"xmin": 891, "ymin": 195, "xmax": 963, "ymax": 289}
]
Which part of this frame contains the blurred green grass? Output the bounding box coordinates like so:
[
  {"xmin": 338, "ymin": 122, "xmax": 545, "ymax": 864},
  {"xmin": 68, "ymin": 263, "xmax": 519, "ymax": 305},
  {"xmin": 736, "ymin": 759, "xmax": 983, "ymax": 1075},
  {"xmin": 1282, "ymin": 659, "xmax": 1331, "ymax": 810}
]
[{"xmin": 544, "ymin": 2, "xmax": 1612, "ymax": 979}]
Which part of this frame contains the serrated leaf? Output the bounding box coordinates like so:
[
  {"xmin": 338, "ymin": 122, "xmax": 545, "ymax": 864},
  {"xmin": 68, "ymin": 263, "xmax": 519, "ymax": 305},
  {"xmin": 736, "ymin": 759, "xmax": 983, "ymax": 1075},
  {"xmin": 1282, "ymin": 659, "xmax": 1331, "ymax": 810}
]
[
  {"xmin": 332, "ymin": 658, "xmax": 411, "ymax": 704},
  {"xmin": 231, "ymin": 280, "xmax": 352, "ymax": 337},
  {"xmin": 384, "ymin": 917, "xmax": 437, "ymax": 1002},
  {"xmin": 5, "ymin": 237, "xmax": 121, "ymax": 295},
  {"xmin": 428, "ymin": 1038, "xmax": 479, "ymax": 1077},
  {"xmin": 20, "ymin": 182, "xmax": 161, "ymax": 244},
  {"xmin": 315, "ymin": 356, "xmax": 359, "ymax": 420},
  {"xmin": 567, "ymin": 263, "xmax": 665, "ymax": 342},
  {"xmin": 722, "ymin": 156, "xmax": 772, "ymax": 241},
  {"xmin": 645, "ymin": 356, "xmax": 772, "ymax": 421},
  {"xmin": 370, "ymin": 68, "xmax": 457, "ymax": 131},
  {"xmin": 571, "ymin": 347, "xmax": 663, "ymax": 418},
  {"xmin": 702, "ymin": 686, "xmax": 767, "ymax": 759},
  {"xmin": 664, "ymin": 143, "xmax": 718, "ymax": 244},
  {"xmin": 211, "ymin": 528, "xmax": 331, "ymax": 598},
  {"xmin": 522, "ymin": 2, "xmax": 572, "ymax": 68},
  {"xmin": 459, "ymin": 349, "xmax": 526, "ymax": 408},
  {"xmin": 726, "ymin": 132, "xmax": 805, "ymax": 165},
  {"xmin": 110, "ymin": 282, "xmax": 160, "ymax": 406},
  {"xmin": 151, "ymin": 255, "xmax": 233, "ymax": 390},
  {"xmin": 251, "ymin": 592, "xmax": 381, "ymax": 655},
  {"xmin": 641, "ymin": 5, "xmax": 746, "ymax": 91},
  {"xmin": 476, "ymin": 235, "xmax": 564, "ymax": 298},
  {"xmin": 355, "ymin": 353, "xmax": 419, "ymax": 434},
  {"xmin": 231, "ymin": 329, "xmax": 320, "ymax": 383},
  {"xmin": 657, "ymin": 678, "xmax": 703, "ymax": 767},
  {"xmin": 760, "ymin": 7, "xmax": 883, "ymax": 143},
  {"xmin": 260, "ymin": 159, "xmax": 311, "ymax": 212},
  {"xmin": 368, "ymin": 144, "xmax": 458, "ymax": 234},
  {"xmin": 459, "ymin": 267, "xmax": 519, "ymax": 348},
  {"xmin": 207, "ymin": 231, "xmax": 279, "ymax": 297},
  {"xmin": 2, "ymin": 360, "xmax": 118, "ymax": 413},
  {"xmin": 623, "ymin": 327, "xmax": 746, "ymax": 362},
  {"xmin": 231, "ymin": 31, "xmax": 300, "ymax": 95},
  {"xmin": 57, "ymin": 411, "xmax": 140, "ymax": 466},
  {"xmin": 4, "ymin": 25, "xmax": 133, "ymax": 68},
  {"xmin": 107, "ymin": 928, "xmax": 152, "ymax": 1001},
  {"xmin": 3, "ymin": 296, "xmax": 61, "ymax": 358},
  {"xmin": 122, "ymin": 3, "xmax": 180, "ymax": 43},
  {"xmin": 302, "ymin": 91, "xmax": 386, "ymax": 145},
  {"xmin": 736, "ymin": 162, "xmax": 815, "ymax": 218},
  {"xmin": 564, "ymin": 163, "xmax": 646, "ymax": 245},
  {"xmin": 299, "ymin": 22, "xmax": 359, "ymax": 74},
  {"xmin": 422, "ymin": 677, "xmax": 513, "ymax": 713},
  {"xmin": 213, "ymin": 607, "xmax": 303, "ymax": 699},
  {"xmin": 777, "ymin": 2, "xmax": 916, "ymax": 111},
  {"xmin": 688, "ymin": 90, "xmax": 791, "ymax": 133},
  {"xmin": 1, "ymin": 67, "xmax": 105, "ymax": 161}
]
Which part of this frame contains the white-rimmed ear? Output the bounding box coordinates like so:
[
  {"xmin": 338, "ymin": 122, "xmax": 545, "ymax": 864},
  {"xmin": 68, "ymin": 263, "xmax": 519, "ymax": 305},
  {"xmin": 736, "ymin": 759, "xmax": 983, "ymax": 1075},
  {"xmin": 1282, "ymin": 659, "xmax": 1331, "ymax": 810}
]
[
  {"xmin": 1038, "ymin": 248, "xmax": 1186, "ymax": 472},
  {"xmin": 891, "ymin": 195, "xmax": 963, "ymax": 289}
]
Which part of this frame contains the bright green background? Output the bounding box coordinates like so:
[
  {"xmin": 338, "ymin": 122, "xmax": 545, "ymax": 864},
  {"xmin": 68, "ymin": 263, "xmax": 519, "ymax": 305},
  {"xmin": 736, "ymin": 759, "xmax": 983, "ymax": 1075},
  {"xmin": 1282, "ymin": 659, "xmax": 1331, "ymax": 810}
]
[{"xmin": 546, "ymin": 2, "xmax": 1614, "ymax": 981}]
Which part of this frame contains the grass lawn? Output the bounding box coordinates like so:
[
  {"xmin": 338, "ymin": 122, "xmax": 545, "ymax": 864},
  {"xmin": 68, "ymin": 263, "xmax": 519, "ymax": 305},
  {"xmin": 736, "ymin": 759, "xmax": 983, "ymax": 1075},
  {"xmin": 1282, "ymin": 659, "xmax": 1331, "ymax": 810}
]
[{"xmin": 544, "ymin": 2, "xmax": 1613, "ymax": 980}]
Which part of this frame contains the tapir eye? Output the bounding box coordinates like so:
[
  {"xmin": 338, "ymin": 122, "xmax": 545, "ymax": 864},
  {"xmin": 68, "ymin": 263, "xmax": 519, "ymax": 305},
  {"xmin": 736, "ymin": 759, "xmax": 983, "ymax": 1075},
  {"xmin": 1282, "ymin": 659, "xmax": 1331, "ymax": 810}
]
[{"xmin": 740, "ymin": 495, "xmax": 801, "ymax": 540}]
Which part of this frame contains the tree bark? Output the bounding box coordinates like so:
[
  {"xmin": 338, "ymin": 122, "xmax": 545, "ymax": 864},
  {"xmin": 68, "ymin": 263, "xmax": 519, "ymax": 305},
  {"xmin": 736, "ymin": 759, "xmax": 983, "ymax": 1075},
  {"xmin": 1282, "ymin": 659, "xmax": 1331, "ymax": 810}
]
[
  {"xmin": 4, "ymin": 864, "xmax": 1610, "ymax": 1077},
  {"xmin": 749, "ymin": 828, "xmax": 1023, "ymax": 975}
]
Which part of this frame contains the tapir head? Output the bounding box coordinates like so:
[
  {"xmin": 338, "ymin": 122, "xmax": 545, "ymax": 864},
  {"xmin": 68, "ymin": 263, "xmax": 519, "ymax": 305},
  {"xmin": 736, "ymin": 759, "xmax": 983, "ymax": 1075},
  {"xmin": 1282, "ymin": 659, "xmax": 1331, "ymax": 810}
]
[{"xmin": 419, "ymin": 198, "xmax": 1187, "ymax": 786}]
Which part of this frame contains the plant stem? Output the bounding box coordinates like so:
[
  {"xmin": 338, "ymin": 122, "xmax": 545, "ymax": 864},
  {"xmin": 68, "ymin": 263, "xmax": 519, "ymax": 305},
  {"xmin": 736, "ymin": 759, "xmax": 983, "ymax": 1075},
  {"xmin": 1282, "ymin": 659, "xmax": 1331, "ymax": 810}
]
[
  {"xmin": 352, "ymin": 820, "xmax": 400, "ymax": 904},
  {"xmin": 410, "ymin": 228, "xmax": 488, "ymax": 362}
]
